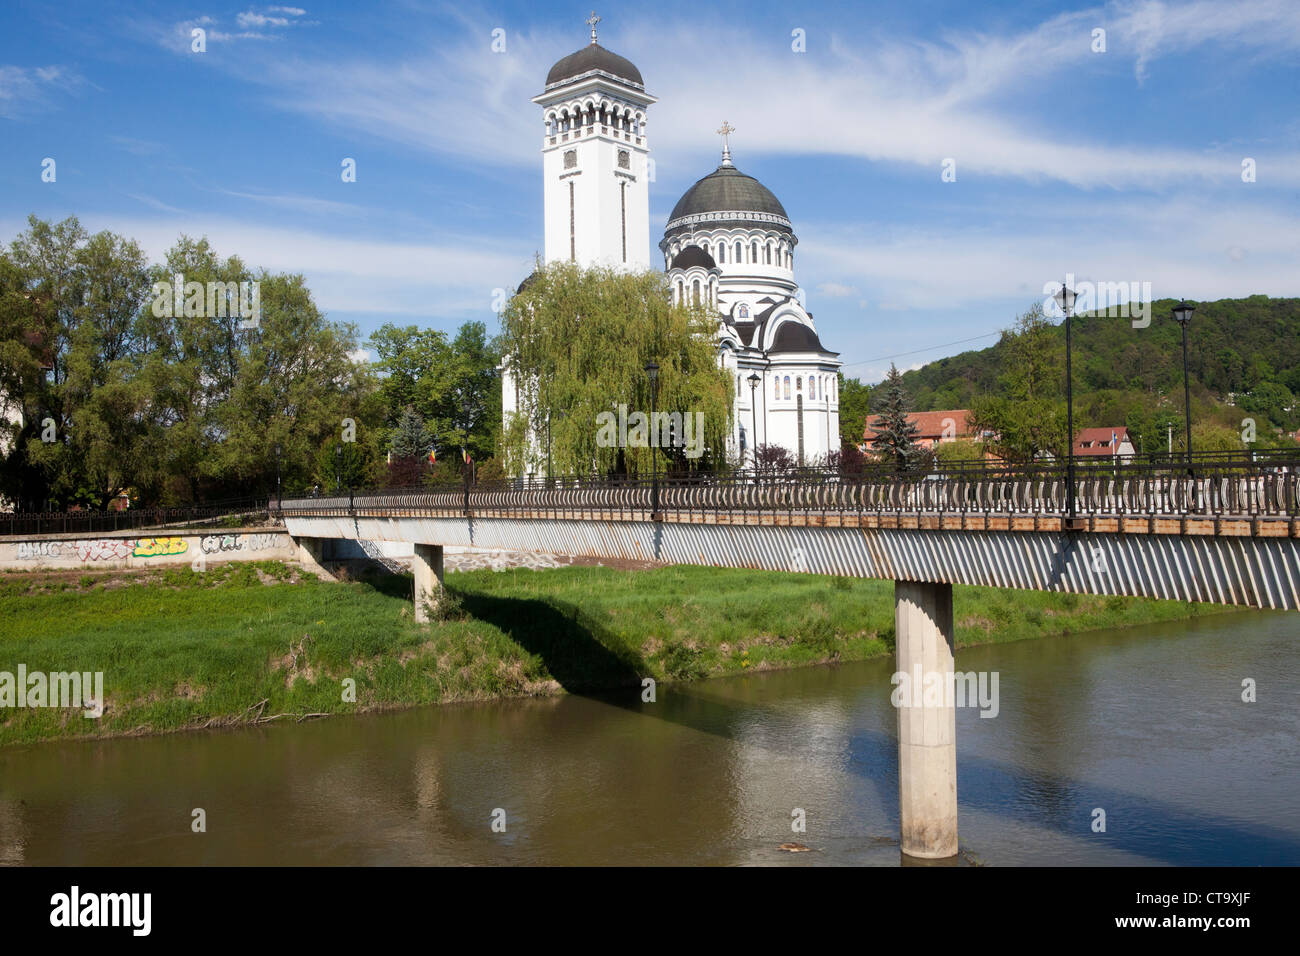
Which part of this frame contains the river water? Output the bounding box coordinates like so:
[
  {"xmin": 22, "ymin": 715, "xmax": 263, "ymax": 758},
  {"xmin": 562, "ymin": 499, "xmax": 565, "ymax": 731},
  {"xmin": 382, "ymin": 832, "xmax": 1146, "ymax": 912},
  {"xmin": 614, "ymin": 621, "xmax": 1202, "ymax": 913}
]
[{"xmin": 1, "ymin": 611, "xmax": 1296, "ymax": 866}]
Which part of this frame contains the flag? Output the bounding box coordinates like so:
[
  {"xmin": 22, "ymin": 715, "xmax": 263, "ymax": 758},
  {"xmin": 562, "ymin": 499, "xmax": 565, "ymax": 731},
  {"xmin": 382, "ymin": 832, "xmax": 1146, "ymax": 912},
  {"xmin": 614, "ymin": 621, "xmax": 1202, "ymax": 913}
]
[
  {"xmin": 462, "ymin": 448, "xmax": 471, "ymax": 465},
  {"xmin": 428, "ymin": 448, "xmax": 436, "ymax": 464}
]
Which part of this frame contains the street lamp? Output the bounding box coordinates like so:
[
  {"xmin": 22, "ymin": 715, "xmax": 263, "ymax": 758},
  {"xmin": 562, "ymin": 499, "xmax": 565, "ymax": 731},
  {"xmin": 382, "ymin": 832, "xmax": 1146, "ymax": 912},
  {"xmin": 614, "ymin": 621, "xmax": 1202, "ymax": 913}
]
[
  {"xmin": 334, "ymin": 442, "xmax": 342, "ymax": 494},
  {"xmin": 747, "ymin": 372, "xmax": 760, "ymax": 473},
  {"xmin": 1172, "ymin": 300, "xmax": 1196, "ymax": 467},
  {"xmin": 274, "ymin": 443, "xmax": 282, "ymax": 512},
  {"xmin": 1054, "ymin": 280, "xmax": 1080, "ymax": 527},
  {"xmin": 645, "ymin": 361, "xmax": 660, "ymax": 517}
]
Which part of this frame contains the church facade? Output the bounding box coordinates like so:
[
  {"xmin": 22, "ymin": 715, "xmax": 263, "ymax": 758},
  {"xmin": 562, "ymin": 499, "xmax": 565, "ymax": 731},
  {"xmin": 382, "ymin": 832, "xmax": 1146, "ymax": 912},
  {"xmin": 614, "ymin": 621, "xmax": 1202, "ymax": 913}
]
[{"xmin": 503, "ymin": 21, "xmax": 841, "ymax": 472}]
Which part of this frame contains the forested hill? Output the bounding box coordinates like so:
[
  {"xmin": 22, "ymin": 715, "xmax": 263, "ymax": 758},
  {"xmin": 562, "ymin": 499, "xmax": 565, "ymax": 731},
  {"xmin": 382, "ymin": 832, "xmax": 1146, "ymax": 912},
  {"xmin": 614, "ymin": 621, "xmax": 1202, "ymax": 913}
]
[{"xmin": 901, "ymin": 295, "xmax": 1300, "ymax": 435}]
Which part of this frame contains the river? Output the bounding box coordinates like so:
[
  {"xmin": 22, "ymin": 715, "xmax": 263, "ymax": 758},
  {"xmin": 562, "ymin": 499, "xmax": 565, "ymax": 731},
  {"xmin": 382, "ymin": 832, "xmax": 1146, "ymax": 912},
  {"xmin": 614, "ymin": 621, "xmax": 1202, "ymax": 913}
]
[{"xmin": 1, "ymin": 611, "xmax": 1296, "ymax": 865}]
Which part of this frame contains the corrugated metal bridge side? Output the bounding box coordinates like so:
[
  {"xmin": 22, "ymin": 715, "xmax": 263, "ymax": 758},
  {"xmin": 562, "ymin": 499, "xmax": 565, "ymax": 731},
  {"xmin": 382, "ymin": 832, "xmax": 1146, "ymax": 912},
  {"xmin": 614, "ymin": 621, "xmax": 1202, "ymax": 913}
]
[{"xmin": 282, "ymin": 512, "xmax": 1300, "ymax": 610}]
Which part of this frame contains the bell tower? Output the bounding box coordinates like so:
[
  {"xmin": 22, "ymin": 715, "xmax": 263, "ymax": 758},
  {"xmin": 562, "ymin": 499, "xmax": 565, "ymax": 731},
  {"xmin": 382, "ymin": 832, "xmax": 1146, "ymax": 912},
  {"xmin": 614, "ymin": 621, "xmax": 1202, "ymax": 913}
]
[{"xmin": 534, "ymin": 14, "xmax": 655, "ymax": 270}]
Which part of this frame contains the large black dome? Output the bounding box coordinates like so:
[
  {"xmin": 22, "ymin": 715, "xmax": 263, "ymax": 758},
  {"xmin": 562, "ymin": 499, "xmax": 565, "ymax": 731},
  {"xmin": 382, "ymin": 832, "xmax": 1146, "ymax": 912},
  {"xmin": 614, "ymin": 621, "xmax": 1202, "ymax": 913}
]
[
  {"xmin": 546, "ymin": 43, "xmax": 644, "ymax": 89},
  {"xmin": 667, "ymin": 163, "xmax": 790, "ymax": 227}
]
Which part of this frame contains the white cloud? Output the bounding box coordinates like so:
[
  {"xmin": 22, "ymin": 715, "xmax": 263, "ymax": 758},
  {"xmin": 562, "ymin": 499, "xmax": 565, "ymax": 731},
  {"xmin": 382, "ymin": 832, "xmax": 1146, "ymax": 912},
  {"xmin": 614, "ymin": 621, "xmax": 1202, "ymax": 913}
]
[
  {"xmin": 164, "ymin": 2, "xmax": 1300, "ymax": 188},
  {"xmin": 0, "ymin": 214, "xmax": 531, "ymax": 324},
  {"xmin": 799, "ymin": 195, "xmax": 1300, "ymax": 312},
  {"xmin": 0, "ymin": 65, "xmax": 83, "ymax": 119}
]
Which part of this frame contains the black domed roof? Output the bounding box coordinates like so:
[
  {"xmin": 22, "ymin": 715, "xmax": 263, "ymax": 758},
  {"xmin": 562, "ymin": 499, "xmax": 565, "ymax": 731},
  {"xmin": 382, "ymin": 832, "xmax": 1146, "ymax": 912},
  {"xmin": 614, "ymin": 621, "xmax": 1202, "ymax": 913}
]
[
  {"xmin": 668, "ymin": 163, "xmax": 789, "ymax": 224},
  {"xmin": 516, "ymin": 270, "xmax": 541, "ymax": 295},
  {"xmin": 546, "ymin": 43, "xmax": 644, "ymax": 89},
  {"xmin": 770, "ymin": 321, "xmax": 830, "ymax": 354},
  {"xmin": 670, "ymin": 245, "xmax": 717, "ymax": 270}
]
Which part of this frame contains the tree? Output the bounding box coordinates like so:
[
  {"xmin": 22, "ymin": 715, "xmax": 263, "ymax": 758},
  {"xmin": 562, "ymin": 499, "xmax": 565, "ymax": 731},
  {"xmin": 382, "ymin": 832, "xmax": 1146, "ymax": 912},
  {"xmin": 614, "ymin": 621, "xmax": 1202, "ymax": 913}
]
[
  {"xmin": 0, "ymin": 217, "xmax": 380, "ymax": 508},
  {"xmin": 754, "ymin": 443, "xmax": 794, "ymax": 476},
  {"xmin": 368, "ymin": 320, "xmax": 501, "ymax": 465},
  {"xmin": 389, "ymin": 405, "xmax": 433, "ymax": 459},
  {"xmin": 837, "ymin": 373, "xmax": 871, "ymax": 447},
  {"xmin": 971, "ymin": 303, "xmax": 1066, "ymax": 461},
  {"xmin": 866, "ymin": 363, "xmax": 923, "ymax": 472},
  {"xmin": 499, "ymin": 260, "xmax": 730, "ymax": 476}
]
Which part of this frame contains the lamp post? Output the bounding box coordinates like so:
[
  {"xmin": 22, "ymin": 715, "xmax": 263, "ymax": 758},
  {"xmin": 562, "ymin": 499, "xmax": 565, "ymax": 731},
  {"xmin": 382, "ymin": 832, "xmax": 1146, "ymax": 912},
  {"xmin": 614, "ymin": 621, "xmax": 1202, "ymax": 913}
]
[
  {"xmin": 645, "ymin": 361, "xmax": 660, "ymax": 517},
  {"xmin": 1172, "ymin": 300, "xmax": 1196, "ymax": 468},
  {"xmin": 274, "ymin": 443, "xmax": 281, "ymax": 512},
  {"xmin": 334, "ymin": 443, "xmax": 342, "ymax": 494},
  {"xmin": 747, "ymin": 372, "xmax": 760, "ymax": 473},
  {"xmin": 1054, "ymin": 280, "xmax": 1079, "ymax": 526}
]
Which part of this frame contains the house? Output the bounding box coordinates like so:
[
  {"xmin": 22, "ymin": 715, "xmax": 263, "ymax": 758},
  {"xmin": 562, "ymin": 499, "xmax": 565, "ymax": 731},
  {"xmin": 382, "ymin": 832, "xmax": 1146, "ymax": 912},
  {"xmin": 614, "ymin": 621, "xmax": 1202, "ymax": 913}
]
[
  {"xmin": 1074, "ymin": 426, "xmax": 1135, "ymax": 459},
  {"xmin": 864, "ymin": 409, "xmax": 986, "ymax": 451}
]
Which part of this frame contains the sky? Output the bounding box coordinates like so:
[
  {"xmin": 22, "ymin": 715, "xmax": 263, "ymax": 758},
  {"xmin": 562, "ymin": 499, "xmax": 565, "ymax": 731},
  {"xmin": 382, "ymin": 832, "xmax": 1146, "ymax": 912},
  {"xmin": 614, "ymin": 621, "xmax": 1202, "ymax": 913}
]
[{"xmin": 1, "ymin": 0, "xmax": 1297, "ymax": 383}]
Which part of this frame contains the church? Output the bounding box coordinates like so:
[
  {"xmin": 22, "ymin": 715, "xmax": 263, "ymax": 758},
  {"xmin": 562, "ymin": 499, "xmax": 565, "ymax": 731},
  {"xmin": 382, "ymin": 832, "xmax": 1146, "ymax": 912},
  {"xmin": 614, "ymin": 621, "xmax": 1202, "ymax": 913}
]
[{"xmin": 503, "ymin": 16, "xmax": 841, "ymax": 472}]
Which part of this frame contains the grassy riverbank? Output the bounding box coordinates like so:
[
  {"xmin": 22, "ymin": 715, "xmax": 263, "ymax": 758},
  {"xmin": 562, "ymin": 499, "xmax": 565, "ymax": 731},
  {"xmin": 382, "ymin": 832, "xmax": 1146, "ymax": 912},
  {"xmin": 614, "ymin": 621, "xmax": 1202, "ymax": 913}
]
[{"xmin": 0, "ymin": 561, "xmax": 1234, "ymax": 746}]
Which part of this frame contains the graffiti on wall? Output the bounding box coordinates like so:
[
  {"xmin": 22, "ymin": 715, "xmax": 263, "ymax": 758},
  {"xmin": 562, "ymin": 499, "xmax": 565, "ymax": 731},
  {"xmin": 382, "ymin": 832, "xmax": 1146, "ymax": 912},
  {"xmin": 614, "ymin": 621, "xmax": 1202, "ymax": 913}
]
[
  {"xmin": 132, "ymin": 537, "xmax": 188, "ymax": 557},
  {"xmin": 11, "ymin": 533, "xmax": 285, "ymax": 563},
  {"xmin": 75, "ymin": 539, "xmax": 136, "ymax": 562},
  {"xmin": 15, "ymin": 541, "xmax": 62, "ymax": 560},
  {"xmin": 200, "ymin": 533, "xmax": 281, "ymax": 554}
]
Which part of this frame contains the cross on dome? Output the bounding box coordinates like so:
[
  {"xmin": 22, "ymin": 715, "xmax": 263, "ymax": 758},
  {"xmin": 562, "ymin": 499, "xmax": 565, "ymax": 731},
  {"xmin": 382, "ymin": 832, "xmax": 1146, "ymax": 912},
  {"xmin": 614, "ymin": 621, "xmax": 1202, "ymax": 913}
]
[
  {"xmin": 586, "ymin": 11, "xmax": 601, "ymax": 45},
  {"xmin": 716, "ymin": 121, "xmax": 735, "ymax": 165}
]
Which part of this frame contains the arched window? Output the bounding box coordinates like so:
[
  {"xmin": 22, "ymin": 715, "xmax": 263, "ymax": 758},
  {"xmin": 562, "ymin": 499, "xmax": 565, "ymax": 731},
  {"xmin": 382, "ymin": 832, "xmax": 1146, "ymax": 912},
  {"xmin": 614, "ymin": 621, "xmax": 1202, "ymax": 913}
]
[
  {"xmin": 736, "ymin": 375, "xmax": 741, "ymax": 397},
  {"xmin": 774, "ymin": 376, "xmax": 780, "ymax": 400},
  {"xmin": 692, "ymin": 279, "xmax": 701, "ymax": 306},
  {"xmin": 751, "ymin": 241, "xmax": 758, "ymax": 262},
  {"xmin": 783, "ymin": 376, "xmax": 791, "ymax": 400},
  {"xmin": 734, "ymin": 241, "xmax": 742, "ymax": 262},
  {"xmin": 810, "ymin": 377, "xmax": 816, "ymax": 400},
  {"xmin": 676, "ymin": 280, "xmax": 684, "ymax": 304},
  {"xmin": 717, "ymin": 242, "xmax": 725, "ymax": 263},
  {"xmin": 765, "ymin": 243, "xmax": 772, "ymax": 265}
]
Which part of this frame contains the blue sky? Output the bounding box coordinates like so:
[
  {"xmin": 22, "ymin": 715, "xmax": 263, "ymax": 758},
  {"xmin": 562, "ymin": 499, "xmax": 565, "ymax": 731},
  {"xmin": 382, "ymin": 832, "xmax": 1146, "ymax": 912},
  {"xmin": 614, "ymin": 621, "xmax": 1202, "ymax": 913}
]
[{"xmin": 2, "ymin": 0, "xmax": 1297, "ymax": 383}]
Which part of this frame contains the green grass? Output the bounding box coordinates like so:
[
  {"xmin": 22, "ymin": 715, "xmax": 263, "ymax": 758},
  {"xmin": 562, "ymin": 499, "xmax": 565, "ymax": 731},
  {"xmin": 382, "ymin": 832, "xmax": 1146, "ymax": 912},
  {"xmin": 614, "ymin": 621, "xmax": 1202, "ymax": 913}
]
[{"xmin": 0, "ymin": 562, "xmax": 1231, "ymax": 746}]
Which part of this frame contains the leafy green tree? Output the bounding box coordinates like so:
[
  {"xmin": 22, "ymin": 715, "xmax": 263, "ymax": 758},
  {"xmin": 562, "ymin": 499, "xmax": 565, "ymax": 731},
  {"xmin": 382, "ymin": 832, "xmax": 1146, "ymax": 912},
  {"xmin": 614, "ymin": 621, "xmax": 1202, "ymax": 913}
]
[
  {"xmin": 5, "ymin": 216, "xmax": 153, "ymax": 507},
  {"xmin": 499, "ymin": 261, "xmax": 730, "ymax": 476},
  {"xmin": 935, "ymin": 439, "xmax": 983, "ymax": 466},
  {"xmin": 971, "ymin": 303, "xmax": 1066, "ymax": 461},
  {"xmin": 368, "ymin": 320, "xmax": 501, "ymax": 464},
  {"xmin": 311, "ymin": 437, "xmax": 369, "ymax": 492},
  {"xmin": 837, "ymin": 373, "xmax": 871, "ymax": 447},
  {"xmin": 866, "ymin": 363, "xmax": 922, "ymax": 472}
]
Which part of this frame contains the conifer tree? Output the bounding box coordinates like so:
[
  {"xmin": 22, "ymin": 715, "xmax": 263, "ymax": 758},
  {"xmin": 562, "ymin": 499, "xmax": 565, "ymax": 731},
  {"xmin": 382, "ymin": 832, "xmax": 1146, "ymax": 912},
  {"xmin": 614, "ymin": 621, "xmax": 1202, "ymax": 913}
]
[
  {"xmin": 389, "ymin": 405, "xmax": 432, "ymax": 460},
  {"xmin": 867, "ymin": 363, "xmax": 922, "ymax": 472}
]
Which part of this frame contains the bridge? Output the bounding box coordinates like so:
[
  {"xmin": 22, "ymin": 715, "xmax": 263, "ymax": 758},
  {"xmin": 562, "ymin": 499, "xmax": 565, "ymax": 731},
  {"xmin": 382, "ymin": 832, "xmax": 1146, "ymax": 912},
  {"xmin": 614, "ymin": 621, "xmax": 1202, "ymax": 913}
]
[{"xmin": 281, "ymin": 454, "xmax": 1300, "ymax": 860}]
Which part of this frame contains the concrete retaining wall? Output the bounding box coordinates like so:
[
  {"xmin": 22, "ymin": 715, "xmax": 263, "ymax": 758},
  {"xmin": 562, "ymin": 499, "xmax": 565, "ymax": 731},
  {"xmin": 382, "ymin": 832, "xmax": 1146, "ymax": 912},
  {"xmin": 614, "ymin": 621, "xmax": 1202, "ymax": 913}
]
[{"xmin": 0, "ymin": 529, "xmax": 295, "ymax": 571}]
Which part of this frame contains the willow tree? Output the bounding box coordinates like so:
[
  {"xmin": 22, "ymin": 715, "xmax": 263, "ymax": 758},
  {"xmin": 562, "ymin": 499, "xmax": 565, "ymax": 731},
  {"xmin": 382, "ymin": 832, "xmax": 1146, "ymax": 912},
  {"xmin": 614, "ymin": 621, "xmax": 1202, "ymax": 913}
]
[{"xmin": 499, "ymin": 261, "xmax": 731, "ymax": 477}]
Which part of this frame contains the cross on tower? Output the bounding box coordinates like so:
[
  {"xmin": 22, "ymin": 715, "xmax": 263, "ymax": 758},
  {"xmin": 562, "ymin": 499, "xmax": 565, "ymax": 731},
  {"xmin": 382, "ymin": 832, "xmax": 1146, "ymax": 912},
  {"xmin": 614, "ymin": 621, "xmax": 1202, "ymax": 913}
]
[
  {"xmin": 717, "ymin": 121, "xmax": 735, "ymax": 165},
  {"xmin": 586, "ymin": 11, "xmax": 601, "ymax": 44}
]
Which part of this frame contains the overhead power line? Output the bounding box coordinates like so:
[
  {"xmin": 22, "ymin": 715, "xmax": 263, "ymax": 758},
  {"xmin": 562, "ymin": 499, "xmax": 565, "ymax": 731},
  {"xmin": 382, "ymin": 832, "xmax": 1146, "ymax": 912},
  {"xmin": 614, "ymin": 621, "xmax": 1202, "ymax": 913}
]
[{"xmin": 837, "ymin": 329, "xmax": 1004, "ymax": 372}]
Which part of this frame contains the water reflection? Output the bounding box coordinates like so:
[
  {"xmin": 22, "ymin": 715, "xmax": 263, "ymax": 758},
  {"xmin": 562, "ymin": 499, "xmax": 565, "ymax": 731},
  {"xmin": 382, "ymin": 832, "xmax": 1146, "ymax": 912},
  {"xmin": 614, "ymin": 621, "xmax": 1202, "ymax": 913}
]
[{"xmin": 0, "ymin": 611, "xmax": 1295, "ymax": 865}]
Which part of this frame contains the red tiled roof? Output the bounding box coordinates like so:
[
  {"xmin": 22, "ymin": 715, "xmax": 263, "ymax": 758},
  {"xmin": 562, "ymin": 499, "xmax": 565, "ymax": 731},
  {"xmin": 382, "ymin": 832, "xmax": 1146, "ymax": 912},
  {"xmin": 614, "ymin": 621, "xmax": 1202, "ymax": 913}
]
[
  {"xmin": 1074, "ymin": 426, "xmax": 1130, "ymax": 456},
  {"xmin": 864, "ymin": 409, "xmax": 973, "ymax": 442}
]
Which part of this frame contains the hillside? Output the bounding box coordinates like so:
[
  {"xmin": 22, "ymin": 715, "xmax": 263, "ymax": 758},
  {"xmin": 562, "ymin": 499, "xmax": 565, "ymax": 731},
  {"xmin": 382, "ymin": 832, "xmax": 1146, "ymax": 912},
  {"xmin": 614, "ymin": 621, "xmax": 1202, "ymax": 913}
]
[{"xmin": 896, "ymin": 295, "xmax": 1300, "ymax": 452}]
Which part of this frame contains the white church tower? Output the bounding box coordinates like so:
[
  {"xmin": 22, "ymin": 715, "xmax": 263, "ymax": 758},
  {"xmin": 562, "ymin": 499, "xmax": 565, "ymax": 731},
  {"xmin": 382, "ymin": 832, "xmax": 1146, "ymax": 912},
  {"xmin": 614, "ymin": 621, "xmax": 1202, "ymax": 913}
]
[{"xmin": 533, "ymin": 13, "xmax": 656, "ymax": 269}]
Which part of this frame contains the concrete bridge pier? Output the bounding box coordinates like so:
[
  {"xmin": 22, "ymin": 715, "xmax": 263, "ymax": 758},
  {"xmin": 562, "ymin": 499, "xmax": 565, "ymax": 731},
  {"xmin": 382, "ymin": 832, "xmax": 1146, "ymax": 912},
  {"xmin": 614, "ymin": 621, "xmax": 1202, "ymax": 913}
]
[
  {"xmin": 293, "ymin": 536, "xmax": 335, "ymax": 581},
  {"xmin": 894, "ymin": 579, "xmax": 959, "ymax": 860},
  {"xmin": 413, "ymin": 543, "xmax": 445, "ymax": 623}
]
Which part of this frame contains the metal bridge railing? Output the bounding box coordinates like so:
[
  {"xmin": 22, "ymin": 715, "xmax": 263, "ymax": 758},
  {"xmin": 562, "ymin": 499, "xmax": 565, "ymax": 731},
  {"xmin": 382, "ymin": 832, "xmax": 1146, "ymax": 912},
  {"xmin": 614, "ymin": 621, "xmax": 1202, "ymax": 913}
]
[{"xmin": 275, "ymin": 454, "xmax": 1300, "ymax": 524}]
